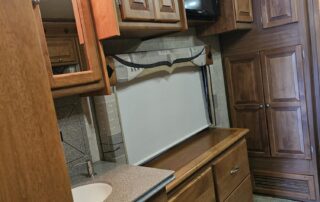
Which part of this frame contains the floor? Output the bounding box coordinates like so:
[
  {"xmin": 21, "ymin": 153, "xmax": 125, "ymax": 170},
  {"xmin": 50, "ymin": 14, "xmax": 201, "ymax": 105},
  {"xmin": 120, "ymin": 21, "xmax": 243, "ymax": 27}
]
[{"xmin": 254, "ymin": 195, "xmax": 296, "ymax": 202}]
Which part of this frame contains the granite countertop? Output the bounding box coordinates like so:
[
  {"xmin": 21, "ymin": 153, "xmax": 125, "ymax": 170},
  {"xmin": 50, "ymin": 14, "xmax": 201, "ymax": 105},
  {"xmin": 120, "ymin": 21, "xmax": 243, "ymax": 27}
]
[{"xmin": 71, "ymin": 161, "xmax": 175, "ymax": 202}]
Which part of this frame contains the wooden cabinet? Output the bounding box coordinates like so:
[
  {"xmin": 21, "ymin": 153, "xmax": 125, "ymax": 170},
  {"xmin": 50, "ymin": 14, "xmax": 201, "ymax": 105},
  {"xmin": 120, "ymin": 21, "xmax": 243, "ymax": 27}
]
[
  {"xmin": 34, "ymin": 0, "xmax": 113, "ymax": 98},
  {"xmin": 154, "ymin": 0, "xmax": 181, "ymax": 22},
  {"xmin": 212, "ymin": 140, "xmax": 250, "ymax": 202},
  {"xmin": 222, "ymin": 1, "xmax": 318, "ymax": 200},
  {"xmin": 225, "ymin": 45, "xmax": 311, "ymax": 160},
  {"xmin": 46, "ymin": 37, "xmax": 79, "ymax": 67},
  {"xmin": 169, "ymin": 167, "xmax": 215, "ymax": 202},
  {"xmin": 0, "ymin": 1, "xmax": 72, "ymax": 200},
  {"xmin": 260, "ymin": 45, "xmax": 311, "ymax": 159},
  {"xmin": 116, "ymin": 0, "xmax": 187, "ymax": 38},
  {"xmin": 235, "ymin": 0, "xmax": 253, "ymax": 22},
  {"xmin": 225, "ymin": 48, "xmax": 315, "ymax": 200},
  {"xmin": 198, "ymin": 0, "xmax": 253, "ymax": 36},
  {"xmin": 120, "ymin": 0, "xmax": 155, "ymax": 21},
  {"xmin": 225, "ymin": 53, "xmax": 270, "ymax": 157},
  {"xmin": 261, "ymin": 0, "xmax": 298, "ymax": 28},
  {"xmin": 145, "ymin": 129, "xmax": 253, "ymax": 202}
]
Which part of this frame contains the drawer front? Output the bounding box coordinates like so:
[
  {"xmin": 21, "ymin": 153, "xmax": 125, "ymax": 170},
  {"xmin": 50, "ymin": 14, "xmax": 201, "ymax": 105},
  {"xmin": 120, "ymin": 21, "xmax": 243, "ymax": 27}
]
[
  {"xmin": 225, "ymin": 175, "xmax": 253, "ymax": 202},
  {"xmin": 169, "ymin": 167, "xmax": 216, "ymax": 202},
  {"xmin": 46, "ymin": 37, "xmax": 78, "ymax": 66},
  {"xmin": 212, "ymin": 139, "xmax": 250, "ymax": 202}
]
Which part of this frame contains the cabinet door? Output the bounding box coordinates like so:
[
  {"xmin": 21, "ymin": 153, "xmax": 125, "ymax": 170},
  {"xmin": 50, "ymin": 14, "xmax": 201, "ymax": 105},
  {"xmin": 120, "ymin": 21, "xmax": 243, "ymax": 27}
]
[
  {"xmin": 169, "ymin": 167, "xmax": 216, "ymax": 202},
  {"xmin": 120, "ymin": 0, "xmax": 155, "ymax": 21},
  {"xmin": 0, "ymin": 1, "xmax": 72, "ymax": 200},
  {"xmin": 261, "ymin": 0, "xmax": 298, "ymax": 28},
  {"xmin": 234, "ymin": 0, "xmax": 253, "ymax": 22},
  {"xmin": 154, "ymin": 0, "xmax": 180, "ymax": 22},
  {"xmin": 46, "ymin": 37, "xmax": 79, "ymax": 66},
  {"xmin": 260, "ymin": 45, "xmax": 311, "ymax": 159},
  {"xmin": 36, "ymin": 0, "xmax": 105, "ymax": 91},
  {"xmin": 225, "ymin": 53, "xmax": 270, "ymax": 157}
]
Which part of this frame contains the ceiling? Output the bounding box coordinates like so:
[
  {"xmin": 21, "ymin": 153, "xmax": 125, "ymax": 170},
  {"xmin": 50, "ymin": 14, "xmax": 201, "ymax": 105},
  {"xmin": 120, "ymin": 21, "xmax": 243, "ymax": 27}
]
[{"xmin": 39, "ymin": 0, "xmax": 74, "ymax": 19}]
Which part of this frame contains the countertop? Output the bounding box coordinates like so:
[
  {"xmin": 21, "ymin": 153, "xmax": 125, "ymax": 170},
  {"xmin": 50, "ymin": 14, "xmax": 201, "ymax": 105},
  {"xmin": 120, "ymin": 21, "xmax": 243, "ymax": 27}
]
[
  {"xmin": 72, "ymin": 162, "xmax": 175, "ymax": 202},
  {"xmin": 145, "ymin": 128, "xmax": 249, "ymax": 192}
]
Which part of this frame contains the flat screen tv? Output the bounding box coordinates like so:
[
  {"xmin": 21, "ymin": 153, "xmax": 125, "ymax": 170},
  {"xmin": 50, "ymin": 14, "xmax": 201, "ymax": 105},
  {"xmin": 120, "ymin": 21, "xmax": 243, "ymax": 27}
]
[{"xmin": 184, "ymin": 0, "xmax": 220, "ymax": 20}]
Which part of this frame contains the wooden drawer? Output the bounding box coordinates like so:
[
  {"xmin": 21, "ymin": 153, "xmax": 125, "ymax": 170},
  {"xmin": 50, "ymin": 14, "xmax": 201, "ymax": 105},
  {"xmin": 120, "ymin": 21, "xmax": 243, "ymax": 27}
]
[
  {"xmin": 169, "ymin": 167, "xmax": 216, "ymax": 202},
  {"xmin": 46, "ymin": 37, "xmax": 78, "ymax": 66},
  {"xmin": 225, "ymin": 175, "xmax": 253, "ymax": 202},
  {"xmin": 212, "ymin": 139, "xmax": 250, "ymax": 202}
]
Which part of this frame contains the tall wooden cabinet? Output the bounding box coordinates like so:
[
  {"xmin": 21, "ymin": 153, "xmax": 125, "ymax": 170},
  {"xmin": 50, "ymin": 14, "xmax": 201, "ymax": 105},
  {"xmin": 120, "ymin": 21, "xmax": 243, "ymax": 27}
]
[
  {"xmin": 222, "ymin": 0, "xmax": 319, "ymax": 201},
  {"xmin": 225, "ymin": 53, "xmax": 270, "ymax": 157},
  {"xmin": 0, "ymin": 0, "xmax": 72, "ymax": 201}
]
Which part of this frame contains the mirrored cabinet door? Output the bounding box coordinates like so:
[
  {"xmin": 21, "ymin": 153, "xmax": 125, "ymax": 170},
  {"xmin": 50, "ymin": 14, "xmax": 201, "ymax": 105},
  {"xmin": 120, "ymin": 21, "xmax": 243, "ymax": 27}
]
[{"xmin": 34, "ymin": 0, "xmax": 105, "ymax": 92}]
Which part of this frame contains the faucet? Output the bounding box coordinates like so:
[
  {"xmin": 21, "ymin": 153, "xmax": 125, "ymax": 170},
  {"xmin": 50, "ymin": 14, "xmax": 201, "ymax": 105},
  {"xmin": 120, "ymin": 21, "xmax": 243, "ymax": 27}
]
[{"xmin": 72, "ymin": 160, "xmax": 96, "ymax": 178}]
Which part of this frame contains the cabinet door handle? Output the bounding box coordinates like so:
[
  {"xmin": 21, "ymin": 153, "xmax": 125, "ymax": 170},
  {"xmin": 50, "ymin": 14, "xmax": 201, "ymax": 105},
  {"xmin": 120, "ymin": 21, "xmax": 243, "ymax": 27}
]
[
  {"xmin": 58, "ymin": 58, "xmax": 63, "ymax": 62},
  {"xmin": 266, "ymin": 104, "xmax": 271, "ymax": 108},
  {"xmin": 259, "ymin": 104, "xmax": 264, "ymax": 109},
  {"xmin": 230, "ymin": 166, "xmax": 240, "ymax": 175}
]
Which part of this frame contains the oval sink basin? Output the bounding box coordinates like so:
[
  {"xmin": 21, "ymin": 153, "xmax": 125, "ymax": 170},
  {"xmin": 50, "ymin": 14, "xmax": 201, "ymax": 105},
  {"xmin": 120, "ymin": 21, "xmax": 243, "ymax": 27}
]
[{"xmin": 72, "ymin": 183, "xmax": 112, "ymax": 202}]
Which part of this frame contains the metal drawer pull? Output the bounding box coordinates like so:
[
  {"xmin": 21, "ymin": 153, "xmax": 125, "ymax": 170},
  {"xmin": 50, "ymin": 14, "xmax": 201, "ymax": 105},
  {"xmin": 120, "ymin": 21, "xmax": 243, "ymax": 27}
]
[{"xmin": 230, "ymin": 166, "xmax": 240, "ymax": 175}]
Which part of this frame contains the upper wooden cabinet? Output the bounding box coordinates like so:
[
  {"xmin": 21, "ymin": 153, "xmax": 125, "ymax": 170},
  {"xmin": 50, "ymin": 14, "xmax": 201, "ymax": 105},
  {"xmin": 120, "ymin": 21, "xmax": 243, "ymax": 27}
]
[
  {"xmin": 198, "ymin": 0, "xmax": 253, "ymax": 36},
  {"xmin": 34, "ymin": 0, "xmax": 112, "ymax": 98},
  {"xmin": 261, "ymin": 0, "xmax": 298, "ymax": 28},
  {"xmin": 235, "ymin": 0, "xmax": 253, "ymax": 22},
  {"xmin": 154, "ymin": 0, "xmax": 181, "ymax": 22},
  {"xmin": 116, "ymin": 0, "xmax": 187, "ymax": 37},
  {"xmin": 120, "ymin": 0, "xmax": 155, "ymax": 21}
]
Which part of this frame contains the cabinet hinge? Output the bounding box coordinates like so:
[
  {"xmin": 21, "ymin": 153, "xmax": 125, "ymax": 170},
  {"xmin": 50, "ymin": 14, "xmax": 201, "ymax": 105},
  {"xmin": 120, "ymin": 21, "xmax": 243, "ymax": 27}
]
[
  {"xmin": 311, "ymin": 146, "xmax": 314, "ymax": 154},
  {"xmin": 302, "ymin": 50, "xmax": 306, "ymax": 60},
  {"xmin": 116, "ymin": 0, "xmax": 121, "ymax": 6}
]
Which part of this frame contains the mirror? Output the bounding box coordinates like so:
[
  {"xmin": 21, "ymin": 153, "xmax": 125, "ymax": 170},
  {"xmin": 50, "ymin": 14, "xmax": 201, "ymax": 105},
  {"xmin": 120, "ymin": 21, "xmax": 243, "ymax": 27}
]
[{"xmin": 39, "ymin": 0, "xmax": 88, "ymax": 75}]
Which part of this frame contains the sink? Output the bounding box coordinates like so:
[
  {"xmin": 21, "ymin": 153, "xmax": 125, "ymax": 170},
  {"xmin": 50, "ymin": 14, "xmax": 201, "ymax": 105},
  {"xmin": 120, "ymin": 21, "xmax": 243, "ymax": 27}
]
[{"xmin": 72, "ymin": 183, "xmax": 112, "ymax": 202}]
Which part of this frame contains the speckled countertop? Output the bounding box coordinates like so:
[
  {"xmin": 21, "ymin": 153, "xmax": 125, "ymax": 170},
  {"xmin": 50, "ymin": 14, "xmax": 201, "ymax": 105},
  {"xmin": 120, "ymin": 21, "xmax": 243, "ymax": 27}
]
[{"xmin": 71, "ymin": 161, "xmax": 175, "ymax": 202}]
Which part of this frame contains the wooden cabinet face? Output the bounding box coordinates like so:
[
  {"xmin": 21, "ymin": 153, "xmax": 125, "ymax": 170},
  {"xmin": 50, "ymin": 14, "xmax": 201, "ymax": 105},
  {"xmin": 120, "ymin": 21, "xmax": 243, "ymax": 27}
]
[
  {"xmin": 225, "ymin": 53, "xmax": 270, "ymax": 157},
  {"xmin": 36, "ymin": 0, "xmax": 104, "ymax": 91},
  {"xmin": 225, "ymin": 176, "xmax": 253, "ymax": 202},
  {"xmin": 212, "ymin": 140, "xmax": 250, "ymax": 202},
  {"xmin": 46, "ymin": 37, "xmax": 78, "ymax": 67},
  {"xmin": 261, "ymin": 0, "xmax": 298, "ymax": 28},
  {"xmin": 234, "ymin": 0, "xmax": 253, "ymax": 22},
  {"xmin": 154, "ymin": 0, "xmax": 180, "ymax": 22},
  {"xmin": 169, "ymin": 167, "xmax": 216, "ymax": 202},
  {"xmin": 234, "ymin": 108, "xmax": 270, "ymax": 157},
  {"xmin": 120, "ymin": 0, "xmax": 155, "ymax": 21},
  {"xmin": 261, "ymin": 45, "xmax": 311, "ymax": 159}
]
